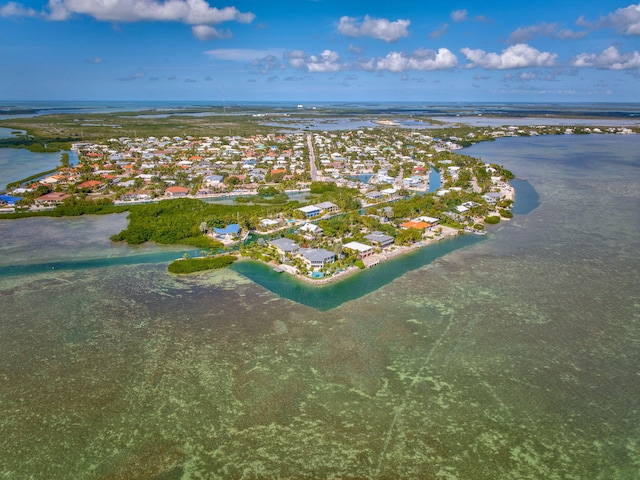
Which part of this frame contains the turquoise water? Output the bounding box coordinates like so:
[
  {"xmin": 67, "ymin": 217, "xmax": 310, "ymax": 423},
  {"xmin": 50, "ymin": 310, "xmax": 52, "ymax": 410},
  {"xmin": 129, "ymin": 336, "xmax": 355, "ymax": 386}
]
[
  {"xmin": 0, "ymin": 134, "xmax": 638, "ymax": 479},
  {"xmin": 232, "ymin": 233, "xmax": 484, "ymax": 311}
]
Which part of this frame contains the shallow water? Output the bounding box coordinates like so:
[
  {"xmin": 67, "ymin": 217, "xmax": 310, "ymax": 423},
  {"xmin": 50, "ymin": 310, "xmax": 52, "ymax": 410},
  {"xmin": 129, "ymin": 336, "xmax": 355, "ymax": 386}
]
[{"xmin": 0, "ymin": 134, "xmax": 639, "ymax": 479}]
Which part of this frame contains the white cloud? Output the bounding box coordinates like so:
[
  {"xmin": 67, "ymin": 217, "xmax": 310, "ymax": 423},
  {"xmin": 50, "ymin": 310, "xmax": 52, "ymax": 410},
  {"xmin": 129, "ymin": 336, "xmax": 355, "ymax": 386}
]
[
  {"xmin": 205, "ymin": 48, "xmax": 283, "ymax": 62},
  {"xmin": 44, "ymin": 0, "xmax": 255, "ymax": 25},
  {"xmin": 250, "ymin": 55, "xmax": 283, "ymax": 74},
  {"xmin": 307, "ymin": 50, "xmax": 342, "ymax": 73},
  {"xmin": 374, "ymin": 48, "xmax": 458, "ymax": 72},
  {"xmin": 450, "ymin": 9, "xmax": 490, "ymax": 23},
  {"xmin": 461, "ymin": 44, "xmax": 557, "ymax": 69},
  {"xmin": 451, "ymin": 9, "xmax": 468, "ymax": 22},
  {"xmin": 509, "ymin": 22, "xmax": 587, "ymax": 43},
  {"xmin": 0, "ymin": 1, "xmax": 37, "ymax": 17},
  {"xmin": 337, "ymin": 15, "xmax": 410, "ymax": 42},
  {"xmin": 577, "ymin": 3, "xmax": 640, "ymax": 35},
  {"xmin": 284, "ymin": 50, "xmax": 308, "ymax": 69},
  {"xmin": 430, "ymin": 23, "xmax": 449, "ymax": 39},
  {"xmin": 604, "ymin": 3, "xmax": 640, "ymax": 35},
  {"xmin": 192, "ymin": 25, "xmax": 231, "ymax": 40},
  {"xmin": 571, "ymin": 46, "xmax": 640, "ymax": 69}
]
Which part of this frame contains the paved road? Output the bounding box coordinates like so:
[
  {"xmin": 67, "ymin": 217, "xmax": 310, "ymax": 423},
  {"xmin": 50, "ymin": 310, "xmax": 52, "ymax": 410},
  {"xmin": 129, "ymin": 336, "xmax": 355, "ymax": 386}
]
[{"xmin": 307, "ymin": 133, "xmax": 320, "ymax": 181}]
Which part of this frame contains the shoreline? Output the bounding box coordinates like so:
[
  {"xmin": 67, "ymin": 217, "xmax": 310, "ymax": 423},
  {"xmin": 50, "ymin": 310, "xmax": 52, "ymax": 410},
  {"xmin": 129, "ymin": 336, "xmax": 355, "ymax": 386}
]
[{"xmin": 236, "ymin": 225, "xmax": 462, "ymax": 287}]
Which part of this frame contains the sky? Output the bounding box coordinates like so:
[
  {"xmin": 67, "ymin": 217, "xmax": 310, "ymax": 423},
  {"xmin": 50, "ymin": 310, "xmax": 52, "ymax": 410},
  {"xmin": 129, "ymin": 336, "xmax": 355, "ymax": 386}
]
[{"xmin": 1, "ymin": 0, "xmax": 639, "ymax": 102}]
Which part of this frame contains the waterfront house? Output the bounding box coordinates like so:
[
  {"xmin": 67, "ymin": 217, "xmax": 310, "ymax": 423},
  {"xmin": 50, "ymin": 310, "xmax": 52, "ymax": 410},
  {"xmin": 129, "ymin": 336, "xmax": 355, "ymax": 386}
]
[
  {"xmin": 298, "ymin": 248, "xmax": 335, "ymax": 270},
  {"xmin": 213, "ymin": 224, "xmax": 241, "ymax": 243},
  {"xmin": 399, "ymin": 220, "xmax": 431, "ymax": 230},
  {"xmin": 269, "ymin": 238, "xmax": 300, "ymax": 260},
  {"xmin": 165, "ymin": 186, "xmax": 189, "ymax": 197},
  {"xmin": 364, "ymin": 232, "xmax": 394, "ymax": 248},
  {"xmin": 34, "ymin": 192, "xmax": 71, "ymax": 205},
  {"xmin": 343, "ymin": 241, "xmax": 375, "ymax": 258},
  {"xmin": 417, "ymin": 216, "xmax": 439, "ymax": 226}
]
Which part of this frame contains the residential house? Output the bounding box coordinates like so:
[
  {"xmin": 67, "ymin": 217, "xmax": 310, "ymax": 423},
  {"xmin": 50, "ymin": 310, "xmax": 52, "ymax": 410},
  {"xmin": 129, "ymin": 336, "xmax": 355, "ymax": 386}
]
[
  {"xmin": 399, "ymin": 220, "xmax": 431, "ymax": 230},
  {"xmin": 343, "ymin": 241, "xmax": 375, "ymax": 258},
  {"xmin": 298, "ymin": 248, "xmax": 335, "ymax": 270},
  {"xmin": 315, "ymin": 201, "xmax": 339, "ymax": 214},
  {"xmin": 298, "ymin": 222, "xmax": 323, "ymax": 236},
  {"xmin": 165, "ymin": 186, "xmax": 190, "ymax": 197},
  {"xmin": 34, "ymin": 192, "xmax": 71, "ymax": 205},
  {"xmin": 364, "ymin": 232, "xmax": 394, "ymax": 248},
  {"xmin": 297, "ymin": 205, "xmax": 322, "ymax": 218},
  {"xmin": 269, "ymin": 238, "xmax": 300, "ymax": 260}
]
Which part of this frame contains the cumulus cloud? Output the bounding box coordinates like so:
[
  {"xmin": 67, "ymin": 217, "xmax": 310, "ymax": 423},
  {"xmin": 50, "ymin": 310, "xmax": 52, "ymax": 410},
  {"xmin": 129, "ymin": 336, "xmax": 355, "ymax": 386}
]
[
  {"xmin": 285, "ymin": 49, "xmax": 344, "ymax": 73},
  {"xmin": 192, "ymin": 25, "xmax": 231, "ymax": 40},
  {"xmin": 337, "ymin": 15, "xmax": 410, "ymax": 42},
  {"xmin": 509, "ymin": 22, "xmax": 587, "ymax": 43},
  {"xmin": 461, "ymin": 44, "xmax": 557, "ymax": 69},
  {"xmin": 0, "ymin": 1, "xmax": 37, "ymax": 17},
  {"xmin": 571, "ymin": 46, "xmax": 640, "ymax": 69},
  {"xmin": 606, "ymin": 3, "xmax": 640, "ymax": 34},
  {"xmin": 284, "ymin": 50, "xmax": 308, "ymax": 69},
  {"xmin": 374, "ymin": 48, "xmax": 458, "ymax": 72},
  {"xmin": 578, "ymin": 3, "xmax": 640, "ymax": 35},
  {"xmin": 44, "ymin": 0, "xmax": 255, "ymax": 24},
  {"xmin": 307, "ymin": 50, "xmax": 342, "ymax": 73}
]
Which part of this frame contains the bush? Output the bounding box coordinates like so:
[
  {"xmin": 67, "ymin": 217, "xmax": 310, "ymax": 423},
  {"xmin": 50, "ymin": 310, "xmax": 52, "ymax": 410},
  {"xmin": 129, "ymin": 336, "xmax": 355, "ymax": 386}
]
[
  {"xmin": 167, "ymin": 255, "xmax": 236, "ymax": 274},
  {"xmin": 500, "ymin": 209, "xmax": 513, "ymax": 219},
  {"xmin": 484, "ymin": 215, "xmax": 501, "ymax": 224}
]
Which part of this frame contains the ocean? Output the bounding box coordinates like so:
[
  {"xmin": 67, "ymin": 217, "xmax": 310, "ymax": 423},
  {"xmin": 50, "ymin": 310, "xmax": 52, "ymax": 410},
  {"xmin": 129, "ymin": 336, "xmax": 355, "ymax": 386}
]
[{"xmin": 0, "ymin": 133, "xmax": 639, "ymax": 478}]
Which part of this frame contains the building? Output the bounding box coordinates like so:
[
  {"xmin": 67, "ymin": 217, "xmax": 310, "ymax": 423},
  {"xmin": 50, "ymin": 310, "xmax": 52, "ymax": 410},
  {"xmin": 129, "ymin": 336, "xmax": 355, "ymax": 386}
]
[
  {"xmin": 165, "ymin": 186, "xmax": 190, "ymax": 197},
  {"xmin": 34, "ymin": 192, "xmax": 71, "ymax": 205},
  {"xmin": 399, "ymin": 220, "xmax": 431, "ymax": 230},
  {"xmin": 364, "ymin": 232, "xmax": 394, "ymax": 248},
  {"xmin": 298, "ymin": 248, "xmax": 335, "ymax": 269},
  {"xmin": 342, "ymin": 241, "xmax": 375, "ymax": 258},
  {"xmin": 314, "ymin": 201, "xmax": 339, "ymax": 214},
  {"xmin": 417, "ymin": 216, "xmax": 439, "ymax": 226},
  {"xmin": 297, "ymin": 205, "xmax": 321, "ymax": 218},
  {"xmin": 298, "ymin": 222, "xmax": 323, "ymax": 235},
  {"xmin": 213, "ymin": 224, "xmax": 241, "ymax": 237},
  {"xmin": 269, "ymin": 238, "xmax": 299, "ymax": 259}
]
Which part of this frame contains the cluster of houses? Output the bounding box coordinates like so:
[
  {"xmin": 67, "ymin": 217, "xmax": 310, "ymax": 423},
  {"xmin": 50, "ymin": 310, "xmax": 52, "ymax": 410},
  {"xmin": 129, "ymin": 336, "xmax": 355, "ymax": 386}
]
[
  {"xmin": 2, "ymin": 128, "xmax": 459, "ymax": 210},
  {"xmin": 261, "ymin": 213, "xmax": 445, "ymax": 277}
]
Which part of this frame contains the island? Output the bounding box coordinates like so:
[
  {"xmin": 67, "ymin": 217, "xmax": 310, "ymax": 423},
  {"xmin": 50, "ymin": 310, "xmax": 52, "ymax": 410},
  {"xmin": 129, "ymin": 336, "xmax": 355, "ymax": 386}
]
[{"xmin": 2, "ymin": 106, "xmax": 633, "ymax": 283}]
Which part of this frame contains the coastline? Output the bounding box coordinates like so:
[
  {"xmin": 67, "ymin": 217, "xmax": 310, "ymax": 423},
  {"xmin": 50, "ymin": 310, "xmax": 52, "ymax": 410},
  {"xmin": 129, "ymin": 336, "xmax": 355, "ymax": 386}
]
[{"xmin": 235, "ymin": 225, "xmax": 463, "ymax": 287}]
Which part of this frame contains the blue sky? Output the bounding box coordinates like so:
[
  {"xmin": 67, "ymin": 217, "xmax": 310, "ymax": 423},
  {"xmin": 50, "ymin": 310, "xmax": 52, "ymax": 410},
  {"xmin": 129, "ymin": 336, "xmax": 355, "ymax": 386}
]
[{"xmin": 1, "ymin": 0, "xmax": 639, "ymax": 102}]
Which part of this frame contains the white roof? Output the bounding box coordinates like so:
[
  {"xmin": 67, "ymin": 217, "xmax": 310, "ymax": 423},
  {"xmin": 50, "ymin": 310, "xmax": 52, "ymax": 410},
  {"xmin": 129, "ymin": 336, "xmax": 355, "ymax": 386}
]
[
  {"xmin": 298, "ymin": 205, "xmax": 321, "ymax": 213},
  {"xmin": 343, "ymin": 241, "xmax": 373, "ymax": 252}
]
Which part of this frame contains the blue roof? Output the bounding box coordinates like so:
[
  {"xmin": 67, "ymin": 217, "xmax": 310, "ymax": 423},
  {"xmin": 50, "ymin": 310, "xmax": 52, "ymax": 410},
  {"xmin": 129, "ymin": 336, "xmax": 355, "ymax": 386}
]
[
  {"xmin": 214, "ymin": 223, "xmax": 241, "ymax": 235},
  {"xmin": 0, "ymin": 194, "xmax": 22, "ymax": 205}
]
